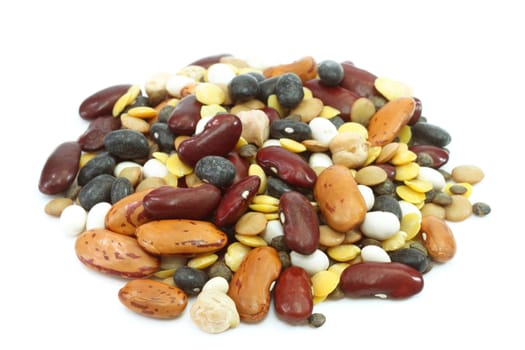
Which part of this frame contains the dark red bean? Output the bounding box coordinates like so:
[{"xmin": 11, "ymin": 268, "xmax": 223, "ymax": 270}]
[
  {"xmin": 188, "ymin": 53, "xmax": 232, "ymax": 68},
  {"xmin": 339, "ymin": 61, "xmax": 380, "ymax": 98},
  {"xmin": 408, "ymin": 97, "xmax": 423, "ymax": 125},
  {"xmin": 226, "ymin": 151, "xmax": 249, "ymax": 184},
  {"xmin": 214, "ymin": 175, "xmax": 260, "ymax": 227},
  {"xmin": 38, "ymin": 141, "xmax": 81, "ymax": 195},
  {"xmin": 279, "ymin": 191, "xmax": 320, "ymax": 255},
  {"xmin": 273, "ymin": 266, "xmax": 313, "ymax": 324},
  {"xmin": 261, "ymin": 106, "xmax": 281, "ymax": 124},
  {"xmin": 167, "ymin": 94, "xmax": 202, "ymax": 136},
  {"xmin": 340, "ymin": 262, "xmax": 424, "ymax": 299},
  {"xmin": 256, "ymin": 146, "xmax": 317, "ymax": 188},
  {"xmin": 77, "ymin": 115, "xmax": 122, "ymax": 151},
  {"xmin": 78, "ymin": 84, "xmax": 131, "ymax": 120},
  {"xmin": 303, "ymin": 79, "xmax": 359, "ymax": 120},
  {"xmin": 177, "ymin": 114, "xmax": 242, "ymax": 167},
  {"xmin": 409, "ymin": 144, "xmax": 450, "ymax": 168},
  {"xmin": 143, "ymin": 184, "xmax": 221, "ymax": 220},
  {"xmin": 375, "ymin": 163, "xmax": 396, "ymax": 180}
]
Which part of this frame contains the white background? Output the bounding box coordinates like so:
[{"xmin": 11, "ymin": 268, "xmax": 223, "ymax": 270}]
[{"xmin": 1, "ymin": 1, "xmax": 523, "ymax": 349}]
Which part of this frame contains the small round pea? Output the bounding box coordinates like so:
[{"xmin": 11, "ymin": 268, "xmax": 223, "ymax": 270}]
[
  {"xmin": 317, "ymin": 60, "xmax": 344, "ymax": 87},
  {"xmin": 472, "ymin": 202, "xmax": 491, "ymax": 217},
  {"xmin": 308, "ymin": 313, "xmax": 326, "ymax": 328}
]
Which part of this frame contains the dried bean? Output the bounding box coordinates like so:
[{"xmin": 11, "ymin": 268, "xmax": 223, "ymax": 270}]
[
  {"xmin": 38, "ymin": 141, "xmax": 81, "ymax": 195},
  {"xmin": 79, "ymin": 84, "xmax": 132, "ymax": 120},
  {"xmin": 273, "ymin": 266, "xmax": 313, "ymax": 324}
]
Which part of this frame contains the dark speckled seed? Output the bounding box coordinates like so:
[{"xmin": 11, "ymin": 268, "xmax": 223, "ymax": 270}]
[
  {"xmin": 270, "ymin": 119, "xmax": 312, "ymax": 142},
  {"xmin": 449, "ymin": 184, "xmax": 467, "ymax": 195},
  {"xmin": 432, "ymin": 192, "xmax": 453, "ymax": 206},
  {"xmin": 238, "ymin": 143, "xmax": 258, "ymax": 159},
  {"xmin": 318, "ymin": 60, "xmax": 344, "ymax": 87},
  {"xmin": 157, "ymin": 105, "xmax": 175, "ymax": 123},
  {"xmin": 275, "ymin": 73, "xmax": 304, "ymax": 108},
  {"xmin": 308, "ymin": 313, "xmax": 326, "ymax": 328},
  {"xmin": 173, "ymin": 266, "xmax": 209, "ymax": 296},
  {"xmin": 150, "ymin": 122, "xmax": 175, "ymax": 153},
  {"xmin": 207, "ymin": 260, "xmax": 233, "ymax": 282},
  {"xmin": 372, "ymin": 179, "xmax": 395, "ymax": 196},
  {"xmin": 78, "ymin": 174, "xmax": 115, "ymax": 211},
  {"xmin": 372, "ymin": 195, "xmax": 402, "ymax": 220},
  {"xmin": 104, "ymin": 129, "xmax": 150, "ymax": 160},
  {"xmin": 228, "ymin": 74, "xmax": 260, "ymax": 102},
  {"xmin": 278, "ymin": 251, "xmax": 291, "ymax": 269},
  {"xmin": 472, "ymin": 202, "xmax": 491, "ymax": 216},
  {"xmin": 110, "ymin": 177, "xmax": 134, "ymax": 203},
  {"xmin": 195, "ymin": 155, "xmax": 236, "ymax": 188},
  {"xmin": 416, "ymin": 152, "xmax": 434, "ymax": 167},
  {"xmin": 77, "ymin": 152, "xmax": 116, "ymax": 186},
  {"xmin": 271, "ymin": 235, "xmax": 290, "ymax": 252}
]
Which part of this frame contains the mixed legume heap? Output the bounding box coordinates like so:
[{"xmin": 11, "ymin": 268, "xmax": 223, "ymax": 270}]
[{"xmin": 39, "ymin": 54, "xmax": 490, "ymax": 333}]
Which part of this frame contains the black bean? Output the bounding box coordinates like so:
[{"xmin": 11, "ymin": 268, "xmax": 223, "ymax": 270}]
[
  {"xmin": 228, "ymin": 74, "xmax": 260, "ymax": 102},
  {"xmin": 270, "ymin": 119, "xmax": 312, "ymax": 142},
  {"xmin": 318, "ymin": 60, "xmax": 344, "ymax": 87},
  {"xmin": 275, "ymin": 73, "xmax": 304, "ymax": 108},
  {"xmin": 150, "ymin": 122, "xmax": 175, "ymax": 153},
  {"xmin": 389, "ymin": 247, "xmax": 431, "ymax": 273},
  {"xmin": 195, "ymin": 155, "xmax": 236, "ymax": 188},
  {"xmin": 77, "ymin": 152, "xmax": 116, "ymax": 186},
  {"xmin": 411, "ymin": 122, "xmax": 452, "ymax": 147},
  {"xmin": 372, "ymin": 195, "xmax": 402, "ymax": 220},
  {"xmin": 110, "ymin": 177, "xmax": 134, "ymax": 203},
  {"xmin": 78, "ymin": 174, "xmax": 115, "ymax": 211},
  {"xmin": 173, "ymin": 266, "xmax": 209, "ymax": 296},
  {"xmin": 104, "ymin": 129, "xmax": 150, "ymax": 160}
]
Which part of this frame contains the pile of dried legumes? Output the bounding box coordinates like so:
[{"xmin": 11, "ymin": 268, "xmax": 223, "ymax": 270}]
[{"xmin": 39, "ymin": 54, "xmax": 490, "ymax": 333}]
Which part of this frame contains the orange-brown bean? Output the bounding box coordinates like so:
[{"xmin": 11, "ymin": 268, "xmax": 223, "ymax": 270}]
[
  {"xmin": 228, "ymin": 246, "xmax": 282, "ymax": 322},
  {"xmin": 118, "ymin": 279, "xmax": 188, "ymax": 319},
  {"xmin": 75, "ymin": 228, "xmax": 160, "ymax": 278},
  {"xmin": 420, "ymin": 215, "xmax": 456, "ymax": 262},
  {"xmin": 104, "ymin": 188, "xmax": 155, "ymax": 236},
  {"xmin": 263, "ymin": 56, "xmax": 317, "ymax": 82}
]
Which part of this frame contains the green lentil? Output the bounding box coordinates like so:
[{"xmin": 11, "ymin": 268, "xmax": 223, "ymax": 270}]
[
  {"xmin": 207, "ymin": 260, "xmax": 233, "ymax": 282},
  {"xmin": 308, "ymin": 313, "xmax": 327, "ymax": 328},
  {"xmin": 449, "ymin": 184, "xmax": 468, "ymax": 195},
  {"xmin": 432, "ymin": 191, "xmax": 453, "ymax": 206},
  {"xmin": 416, "ymin": 152, "xmax": 434, "ymax": 167},
  {"xmin": 472, "ymin": 202, "xmax": 491, "ymax": 217}
]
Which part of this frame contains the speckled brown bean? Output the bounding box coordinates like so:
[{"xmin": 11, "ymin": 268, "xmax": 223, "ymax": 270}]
[
  {"xmin": 340, "ymin": 262, "xmax": 424, "ymax": 298},
  {"xmin": 273, "ymin": 266, "xmax": 313, "ymax": 324},
  {"xmin": 104, "ymin": 188, "xmax": 155, "ymax": 235},
  {"xmin": 420, "ymin": 215, "xmax": 456, "ymax": 262},
  {"xmin": 118, "ymin": 279, "xmax": 188, "ymax": 319},
  {"xmin": 75, "ymin": 228, "xmax": 160, "ymax": 278},
  {"xmin": 279, "ymin": 191, "xmax": 320, "ymax": 254},
  {"xmin": 228, "ymin": 246, "xmax": 282, "ymax": 322},
  {"xmin": 39, "ymin": 141, "xmax": 81, "ymax": 195},
  {"xmin": 263, "ymin": 56, "xmax": 317, "ymax": 82},
  {"xmin": 367, "ymin": 97, "xmax": 416, "ymax": 146},
  {"xmin": 135, "ymin": 219, "xmax": 228, "ymax": 256},
  {"xmin": 79, "ymin": 84, "xmax": 132, "ymax": 120}
]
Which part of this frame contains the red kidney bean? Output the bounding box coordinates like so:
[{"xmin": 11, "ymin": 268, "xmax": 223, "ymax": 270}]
[
  {"xmin": 339, "ymin": 61, "xmax": 380, "ymax": 98},
  {"xmin": 38, "ymin": 141, "xmax": 81, "ymax": 195},
  {"xmin": 376, "ymin": 163, "xmax": 396, "ymax": 180},
  {"xmin": 273, "ymin": 266, "xmax": 313, "ymax": 324},
  {"xmin": 256, "ymin": 146, "xmax": 316, "ymax": 188},
  {"xmin": 226, "ymin": 151, "xmax": 249, "ymax": 184},
  {"xmin": 408, "ymin": 96, "xmax": 423, "ymax": 125},
  {"xmin": 214, "ymin": 175, "xmax": 260, "ymax": 227},
  {"xmin": 143, "ymin": 184, "xmax": 221, "ymax": 220},
  {"xmin": 167, "ymin": 94, "xmax": 203, "ymax": 135},
  {"xmin": 188, "ymin": 53, "xmax": 232, "ymax": 68},
  {"xmin": 78, "ymin": 84, "xmax": 131, "ymax": 120},
  {"xmin": 340, "ymin": 262, "xmax": 424, "ymax": 299},
  {"xmin": 77, "ymin": 114, "xmax": 122, "ymax": 151},
  {"xmin": 177, "ymin": 114, "xmax": 242, "ymax": 167},
  {"xmin": 303, "ymin": 78, "xmax": 359, "ymax": 120},
  {"xmin": 261, "ymin": 106, "xmax": 281, "ymax": 124},
  {"xmin": 279, "ymin": 191, "xmax": 320, "ymax": 254},
  {"xmin": 409, "ymin": 144, "xmax": 450, "ymax": 168}
]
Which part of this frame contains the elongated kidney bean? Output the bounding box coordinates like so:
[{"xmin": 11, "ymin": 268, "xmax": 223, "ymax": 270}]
[
  {"xmin": 409, "ymin": 144, "xmax": 449, "ymax": 168},
  {"xmin": 303, "ymin": 79, "xmax": 359, "ymax": 120},
  {"xmin": 226, "ymin": 151, "xmax": 249, "ymax": 184},
  {"xmin": 78, "ymin": 84, "xmax": 131, "ymax": 120},
  {"xmin": 420, "ymin": 215, "xmax": 456, "ymax": 262},
  {"xmin": 256, "ymin": 146, "xmax": 316, "ymax": 188},
  {"xmin": 189, "ymin": 53, "xmax": 232, "ymax": 68},
  {"xmin": 228, "ymin": 246, "xmax": 282, "ymax": 322},
  {"xmin": 38, "ymin": 141, "xmax": 81, "ymax": 195},
  {"xmin": 339, "ymin": 61, "xmax": 380, "ymax": 98},
  {"xmin": 273, "ymin": 266, "xmax": 313, "ymax": 324},
  {"xmin": 167, "ymin": 94, "xmax": 202, "ymax": 135},
  {"xmin": 279, "ymin": 191, "xmax": 320, "ymax": 254},
  {"xmin": 214, "ymin": 175, "xmax": 260, "ymax": 227},
  {"xmin": 143, "ymin": 184, "xmax": 221, "ymax": 220},
  {"xmin": 77, "ymin": 115, "xmax": 121, "ymax": 151},
  {"xmin": 340, "ymin": 262, "xmax": 424, "ymax": 298},
  {"xmin": 177, "ymin": 114, "xmax": 242, "ymax": 167}
]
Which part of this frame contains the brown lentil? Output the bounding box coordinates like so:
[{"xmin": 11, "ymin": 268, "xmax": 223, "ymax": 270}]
[{"xmin": 472, "ymin": 202, "xmax": 491, "ymax": 217}]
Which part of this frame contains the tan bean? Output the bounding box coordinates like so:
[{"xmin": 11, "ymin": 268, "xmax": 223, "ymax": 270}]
[
  {"xmin": 44, "ymin": 197, "xmax": 73, "ymax": 217},
  {"xmin": 420, "ymin": 215, "xmax": 456, "ymax": 263},
  {"xmin": 228, "ymin": 246, "xmax": 282, "ymax": 322},
  {"xmin": 451, "ymin": 165, "xmax": 485, "ymax": 184},
  {"xmin": 118, "ymin": 279, "xmax": 187, "ymax": 319},
  {"xmin": 445, "ymin": 195, "xmax": 473, "ymax": 222},
  {"xmin": 319, "ymin": 225, "xmax": 345, "ymax": 247},
  {"xmin": 75, "ymin": 228, "xmax": 160, "ymax": 278}
]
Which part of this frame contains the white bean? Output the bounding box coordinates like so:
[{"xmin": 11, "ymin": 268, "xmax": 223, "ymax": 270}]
[
  {"xmin": 290, "ymin": 249, "xmax": 329, "ymax": 275},
  {"xmin": 261, "ymin": 220, "xmax": 284, "ymax": 244},
  {"xmin": 361, "ymin": 245, "xmax": 391, "ymax": 263},
  {"xmin": 309, "ymin": 117, "xmax": 338, "ymax": 145},
  {"xmin": 86, "ymin": 202, "xmax": 111, "ymax": 230},
  {"xmin": 358, "ymin": 184, "xmax": 375, "ymax": 211},
  {"xmin": 417, "ymin": 166, "xmax": 446, "ymax": 191},
  {"xmin": 142, "ymin": 158, "xmax": 168, "ymax": 178},
  {"xmin": 60, "ymin": 204, "xmax": 87, "ymax": 236},
  {"xmin": 360, "ymin": 211, "xmax": 400, "ymax": 240}
]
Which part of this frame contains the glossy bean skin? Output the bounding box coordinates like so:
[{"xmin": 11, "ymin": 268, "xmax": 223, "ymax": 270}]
[
  {"xmin": 420, "ymin": 215, "xmax": 456, "ymax": 262},
  {"xmin": 75, "ymin": 228, "xmax": 160, "ymax": 278},
  {"xmin": 256, "ymin": 146, "xmax": 316, "ymax": 188},
  {"xmin": 339, "ymin": 61, "xmax": 380, "ymax": 98},
  {"xmin": 262, "ymin": 56, "xmax": 317, "ymax": 82},
  {"xmin": 279, "ymin": 191, "xmax": 320, "ymax": 254},
  {"xmin": 226, "ymin": 151, "xmax": 249, "ymax": 184},
  {"xmin": 79, "ymin": 84, "xmax": 131, "ymax": 120},
  {"xmin": 189, "ymin": 53, "xmax": 232, "ymax": 68},
  {"xmin": 38, "ymin": 141, "xmax": 81, "ymax": 195},
  {"xmin": 105, "ymin": 189, "xmax": 155, "ymax": 235},
  {"xmin": 136, "ymin": 219, "xmax": 228, "ymax": 256},
  {"xmin": 228, "ymin": 246, "xmax": 282, "ymax": 322},
  {"xmin": 410, "ymin": 122, "xmax": 452, "ymax": 147},
  {"xmin": 214, "ymin": 175, "xmax": 260, "ymax": 227},
  {"xmin": 367, "ymin": 97, "xmax": 416, "ymax": 146},
  {"xmin": 273, "ymin": 266, "xmax": 313, "ymax": 324},
  {"xmin": 340, "ymin": 262, "xmax": 424, "ymax": 298},
  {"xmin": 303, "ymin": 79, "xmax": 359, "ymax": 120},
  {"xmin": 77, "ymin": 115, "xmax": 121, "ymax": 151},
  {"xmin": 409, "ymin": 144, "xmax": 449, "ymax": 168},
  {"xmin": 177, "ymin": 114, "xmax": 242, "ymax": 167},
  {"xmin": 143, "ymin": 184, "xmax": 221, "ymax": 220},
  {"xmin": 118, "ymin": 279, "xmax": 188, "ymax": 319},
  {"xmin": 167, "ymin": 94, "xmax": 202, "ymax": 136}
]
